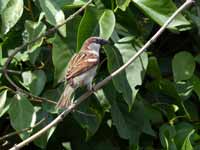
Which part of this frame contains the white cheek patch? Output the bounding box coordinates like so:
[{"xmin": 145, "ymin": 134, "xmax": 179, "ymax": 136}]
[
  {"xmin": 85, "ymin": 58, "xmax": 98, "ymax": 62},
  {"xmin": 88, "ymin": 43, "xmax": 100, "ymax": 50}
]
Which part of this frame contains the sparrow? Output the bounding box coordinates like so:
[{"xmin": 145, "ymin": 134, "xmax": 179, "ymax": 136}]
[{"xmin": 56, "ymin": 37, "xmax": 108, "ymax": 109}]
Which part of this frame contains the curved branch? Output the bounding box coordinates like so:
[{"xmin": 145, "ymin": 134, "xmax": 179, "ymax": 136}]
[
  {"xmin": 9, "ymin": 0, "xmax": 195, "ymax": 149},
  {"xmin": 2, "ymin": 0, "xmax": 93, "ymax": 105}
]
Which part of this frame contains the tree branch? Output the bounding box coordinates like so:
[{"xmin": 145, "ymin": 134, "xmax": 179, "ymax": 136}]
[
  {"xmin": 0, "ymin": 117, "xmax": 46, "ymax": 142},
  {"xmin": 9, "ymin": 0, "xmax": 195, "ymax": 149},
  {"xmin": 2, "ymin": 0, "xmax": 93, "ymax": 105}
]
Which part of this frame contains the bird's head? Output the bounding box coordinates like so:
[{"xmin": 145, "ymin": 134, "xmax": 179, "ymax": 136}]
[{"xmin": 81, "ymin": 37, "xmax": 109, "ymax": 52}]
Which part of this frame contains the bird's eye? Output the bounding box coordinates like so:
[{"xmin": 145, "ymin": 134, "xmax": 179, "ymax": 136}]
[{"xmin": 95, "ymin": 39, "xmax": 100, "ymax": 44}]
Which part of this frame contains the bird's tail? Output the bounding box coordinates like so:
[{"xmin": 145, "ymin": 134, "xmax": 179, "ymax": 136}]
[{"xmin": 56, "ymin": 84, "xmax": 75, "ymax": 109}]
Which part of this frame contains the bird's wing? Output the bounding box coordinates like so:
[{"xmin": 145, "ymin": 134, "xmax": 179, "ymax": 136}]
[{"xmin": 66, "ymin": 51, "xmax": 99, "ymax": 80}]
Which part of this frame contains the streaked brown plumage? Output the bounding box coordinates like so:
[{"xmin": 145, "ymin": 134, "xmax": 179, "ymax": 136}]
[{"xmin": 56, "ymin": 37, "xmax": 108, "ymax": 109}]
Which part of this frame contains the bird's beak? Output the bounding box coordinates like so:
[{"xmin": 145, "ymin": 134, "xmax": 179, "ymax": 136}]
[{"xmin": 99, "ymin": 39, "xmax": 109, "ymax": 45}]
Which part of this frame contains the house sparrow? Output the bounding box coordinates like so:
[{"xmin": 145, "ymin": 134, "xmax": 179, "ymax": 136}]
[{"xmin": 56, "ymin": 37, "xmax": 108, "ymax": 109}]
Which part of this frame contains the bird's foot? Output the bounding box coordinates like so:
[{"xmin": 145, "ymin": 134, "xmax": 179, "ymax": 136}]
[{"xmin": 87, "ymin": 83, "xmax": 96, "ymax": 92}]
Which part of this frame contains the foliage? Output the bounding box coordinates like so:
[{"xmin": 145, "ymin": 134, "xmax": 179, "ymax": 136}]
[{"xmin": 0, "ymin": 0, "xmax": 200, "ymax": 149}]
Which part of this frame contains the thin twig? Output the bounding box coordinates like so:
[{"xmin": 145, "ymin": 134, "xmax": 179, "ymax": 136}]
[
  {"xmin": 0, "ymin": 68, "xmax": 22, "ymax": 75},
  {"xmin": 75, "ymin": 110, "xmax": 96, "ymax": 117},
  {"xmin": 0, "ymin": 117, "xmax": 46, "ymax": 142},
  {"xmin": 9, "ymin": 0, "xmax": 195, "ymax": 149},
  {"xmin": 2, "ymin": 0, "xmax": 93, "ymax": 105}
]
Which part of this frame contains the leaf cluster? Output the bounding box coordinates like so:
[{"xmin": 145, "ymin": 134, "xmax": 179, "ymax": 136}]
[{"xmin": 0, "ymin": 0, "xmax": 200, "ymax": 150}]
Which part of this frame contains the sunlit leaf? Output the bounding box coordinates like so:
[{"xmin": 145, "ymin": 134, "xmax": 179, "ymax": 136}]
[
  {"xmin": 1, "ymin": 0, "xmax": 24, "ymax": 34},
  {"xmin": 116, "ymin": 0, "xmax": 131, "ymax": 11},
  {"xmin": 181, "ymin": 130, "xmax": 194, "ymax": 150},
  {"xmin": 77, "ymin": 7, "xmax": 115, "ymax": 50},
  {"xmin": 0, "ymin": 90, "xmax": 8, "ymax": 116},
  {"xmin": 54, "ymin": 0, "xmax": 88, "ymax": 8},
  {"xmin": 0, "ymin": 0, "xmax": 9, "ymax": 13},
  {"xmin": 104, "ymin": 37, "xmax": 148, "ymax": 108},
  {"xmin": 175, "ymin": 81, "xmax": 193, "ymax": 100},
  {"xmin": 132, "ymin": 0, "xmax": 191, "ymax": 31},
  {"xmin": 24, "ymin": 13, "xmax": 46, "ymax": 51},
  {"xmin": 22, "ymin": 70, "xmax": 47, "ymax": 96},
  {"xmin": 39, "ymin": 0, "xmax": 66, "ymax": 37},
  {"xmin": 99, "ymin": 10, "xmax": 115, "ymax": 39}
]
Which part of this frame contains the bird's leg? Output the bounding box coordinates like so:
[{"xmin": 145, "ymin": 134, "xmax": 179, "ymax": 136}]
[{"xmin": 87, "ymin": 82, "xmax": 96, "ymax": 92}]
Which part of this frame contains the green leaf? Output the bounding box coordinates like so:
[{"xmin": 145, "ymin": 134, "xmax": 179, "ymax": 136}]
[
  {"xmin": 0, "ymin": 0, "xmax": 9, "ymax": 13},
  {"xmin": 146, "ymin": 79, "xmax": 180, "ymax": 101},
  {"xmin": 104, "ymin": 45, "xmax": 132, "ymax": 106},
  {"xmin": 102, "ymin": 79, "xmax": 117, "ymax": 105},
  {"xmin": 195, "ymin": 54, "xmax": 200, "ymax": 65},
  {"xmin": 0, "ymin": 45, "xmax": 2, "ymax": 78},
  {"xmin": 54, "ymin": 0, "xmax": 88, "ymax": 8},
  {"xmin": 111, "ymin": 99, "xmax": 145, "ymax": 145},
  {"xmin": 73, "ymin": 94, "xmax": 104, "ymax": 140},
  {"xmin": 146, "ymin": 56, "xmax": 162, "ymax": 79},
  {"xmin": 116, "ymin": 0, "xmax": 131, "ymax": 11},
  {"xmin": 62, "ymin": 142, "xmax": 72, "ymax": 150},
  {"xmin": 115, "ymin": 37, "xmax": 148, "ymax": 106},
  {"xmin": 175, "ymin": 80, "xmax": 193, "ymax": 100},
  {"xmin": 143, "ymin": 119, "xmax": 156, "ymax": 137},
  {"xmin": 1, "ymin": 0, "xmax": 24, "ymax": 34},
  {"xmin": 8, "ymin": 94, "xmax": 36, "ymax": 140},
  {"xmin": 51, "ymin": 16, "xmax": 80, "ymax": 84},
  {"xmin": 42, "ymin": 88, "xmax": 61, "ymax": 114},
  {"xmin": 159, "ymin": 124, "xmax": 177, "ymax": 150},
  {"xmin": 22, "ymin": 70, "xmax": 47, "ymax": 96},
  {"xmin": 95, "ymin": 89, "xmax": 111, "ymax": 112},
  {"xmin": 99, "ymin": 10, "xmax": 115, "ymax": 39},
  {"xmin": 93, "ymin": 140, "xmax": 119, "ymax": 150},
  {"xmin": 104, "ymin": 37, "xmax": 148, "ymax": 108},
  {"xmin": 181, "ymin": 130, "xmax": 194, "ymax": 150},
  {"xmin": 39, "ymin": 0, "xmax": 66, "ymax": 37},
  {"xmin": 24, "ymin": 13, "xmax": 46, "ymax": 51},
  {"xmin": 144, "ymin": 104, "xmax": 164, "ymax": 124},
  {"xmin": 174, "ymin": 122, "xmax": 194, "ymax": 150},
  {"xmin": 172, "ymin": 51, "xmax": 195, "ymax": 82},
  {"xmin": 184, "ymin": 101, "xmax": 199, "ymax": 121},
  {"xmin": 33, "ymin": 111, "xmax": 56, "ymax": 148},
  {"xmin": 190, "ymin": 75, "xmax": 200, "ymax": 100},
  {"xmin": 132, "ymin": 0, "xmax": 191, "ymax": 31},
  {"xmin": 0, "ymin": 90, "xmax": 8, "ymax": 117},
  {"xmin": 51, "ymin": 34, "xmax": 73, "ymax": 84},
  {"xmin": 77, "ymin": 7, "xmax": 115, "ymax": 50},
  {"xmin": 115, "ymin": 7, "xmax": 154, "ymax": 39}
]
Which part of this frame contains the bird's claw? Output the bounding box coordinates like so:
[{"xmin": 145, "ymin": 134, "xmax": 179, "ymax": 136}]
[{"xmin": 87, "ymin": 83, "xmax": 96, "ymax": 92}]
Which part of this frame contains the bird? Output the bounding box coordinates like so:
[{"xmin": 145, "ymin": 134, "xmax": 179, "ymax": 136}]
[{"xmin": 56, "ymin": 36, "xmax": 109, "ymax": 109}]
